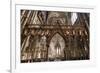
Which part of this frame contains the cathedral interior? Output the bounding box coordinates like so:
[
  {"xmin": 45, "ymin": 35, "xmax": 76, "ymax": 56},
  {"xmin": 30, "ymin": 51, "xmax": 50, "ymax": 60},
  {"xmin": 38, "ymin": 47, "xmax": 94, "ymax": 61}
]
[{"xmin": 20, "ymin": 10, "xmax": 90, "ymax": 63}]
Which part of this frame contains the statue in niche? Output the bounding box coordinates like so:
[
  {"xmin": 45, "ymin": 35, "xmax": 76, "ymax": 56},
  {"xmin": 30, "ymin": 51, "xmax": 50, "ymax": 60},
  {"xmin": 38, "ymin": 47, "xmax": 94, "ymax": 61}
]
[
  {"xmin": 40, "ymin": 35, "xmax": 47, "ymax": 50},
  {"xmin": 55, "ymin": 39, "xmax": 61, "ymax": 59},
  {"xmin": 40, "ymin": 35, "xmax": 47, "ymax": 59}
]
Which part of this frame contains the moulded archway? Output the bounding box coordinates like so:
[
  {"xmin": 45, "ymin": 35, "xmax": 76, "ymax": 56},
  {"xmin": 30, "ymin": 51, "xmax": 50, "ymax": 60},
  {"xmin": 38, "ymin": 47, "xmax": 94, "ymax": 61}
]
[{"xmin": 48, "ymin": 33, "xmax": 65, "ymax": 61}]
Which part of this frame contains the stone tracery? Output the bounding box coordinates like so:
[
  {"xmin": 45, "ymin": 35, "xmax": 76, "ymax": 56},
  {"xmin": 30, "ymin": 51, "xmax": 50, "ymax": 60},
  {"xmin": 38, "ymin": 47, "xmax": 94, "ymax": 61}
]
[{"xmin": 21, "ymin": 10, "xmax": 89, "ymax": 63}]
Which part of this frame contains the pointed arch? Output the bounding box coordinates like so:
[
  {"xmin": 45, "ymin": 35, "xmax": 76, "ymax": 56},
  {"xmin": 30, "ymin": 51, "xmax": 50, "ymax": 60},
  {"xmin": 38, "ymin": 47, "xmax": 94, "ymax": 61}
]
[
  {"xmin": 71, "ymin": 13, "xmax": 78, "ymax": 25},
  {"xmin": 48, "ymin": 33, "xmax": 65, "ymax": 59}
]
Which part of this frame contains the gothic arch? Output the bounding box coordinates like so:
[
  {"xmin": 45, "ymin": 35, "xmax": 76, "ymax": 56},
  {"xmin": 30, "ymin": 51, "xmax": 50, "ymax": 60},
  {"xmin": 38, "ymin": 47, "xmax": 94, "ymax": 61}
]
[{"xmin": 48, "ymin": 33, "xmax": 66, "ymax": 60}]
